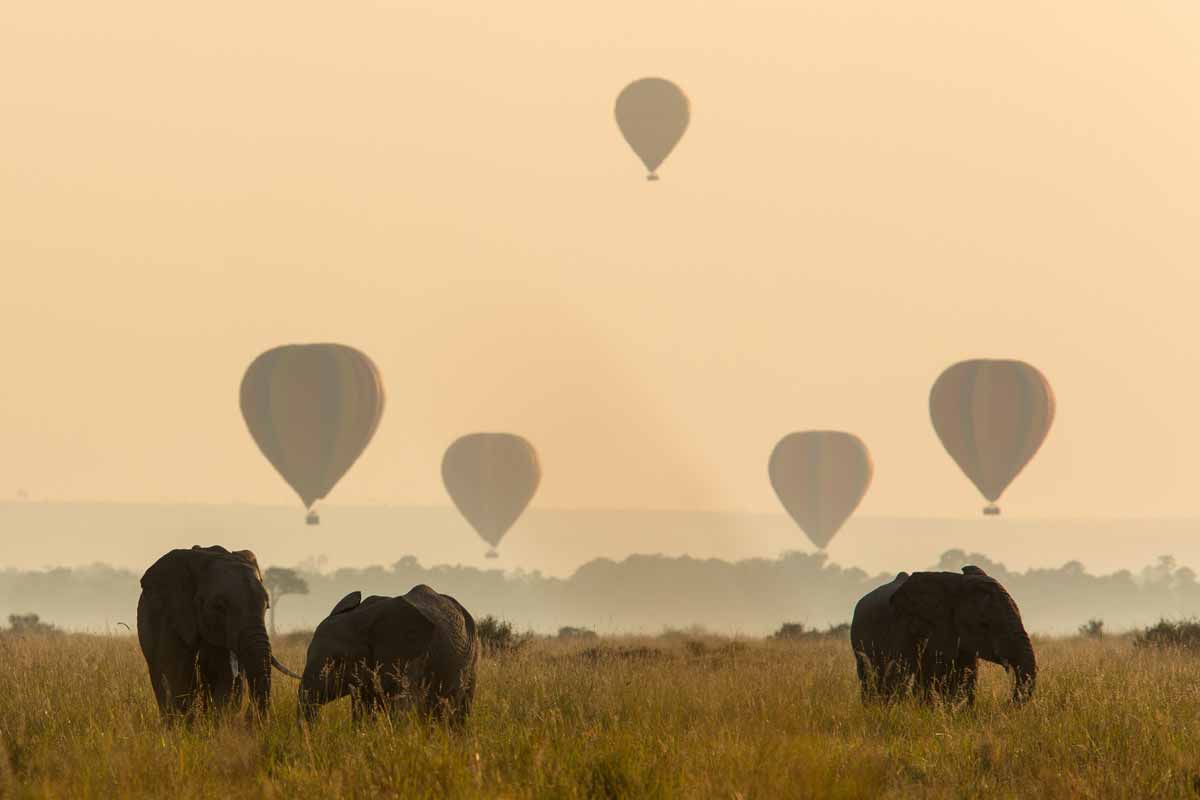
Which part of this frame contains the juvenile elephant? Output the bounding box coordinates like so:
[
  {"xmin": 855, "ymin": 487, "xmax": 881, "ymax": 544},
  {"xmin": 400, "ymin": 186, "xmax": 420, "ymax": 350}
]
[
  {"xmin": 850, "ymin": 566, "xmax": 1036, "ymax": 704},
  {"xmin": 299, "ymin": 585, "xmax": 479, "ymax": 726},
  {"xmin": 137, "ymin": 545, "xmax": 300, "ymax": 719}
]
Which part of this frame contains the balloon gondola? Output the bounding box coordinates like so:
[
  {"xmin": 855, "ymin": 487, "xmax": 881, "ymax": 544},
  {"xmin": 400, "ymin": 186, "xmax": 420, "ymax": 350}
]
[
  {"xmin": 983, "ymin": 505, "xmax": 1001, "ymax": 516},
  {"xmin": 306, "ymin": 511, "xmax": 320, "ymax": 525},
  {"xmin": 485, "ymin": 549, "xmax": 499, "ymax": 559}
]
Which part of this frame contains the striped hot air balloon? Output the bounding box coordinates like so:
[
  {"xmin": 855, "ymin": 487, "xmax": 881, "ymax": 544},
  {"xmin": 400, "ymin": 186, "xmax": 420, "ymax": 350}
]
[
  {"xmin": 929, "ymin": 359, "xmax": 1055, "ymax": 515},
  {"xmin": 442, "ymin": 433, "xmax": 540, "ymax": 558},
  {"xmin": 240, "ymin": 344, "xmax": 385, "ymax": 524},
  {"xmin": 768, "ymin": 431, "xmax": 873, "ymax": 550}
]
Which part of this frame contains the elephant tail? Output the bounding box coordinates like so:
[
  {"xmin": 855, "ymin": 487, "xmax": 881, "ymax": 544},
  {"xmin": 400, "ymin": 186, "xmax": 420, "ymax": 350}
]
[{"xmin": 272, "ymin": 655, "xmax": 302, "ymax": 680}]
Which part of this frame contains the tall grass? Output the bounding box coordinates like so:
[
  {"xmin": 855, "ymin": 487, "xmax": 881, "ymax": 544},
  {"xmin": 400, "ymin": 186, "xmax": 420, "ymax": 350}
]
[{"xmin": 0, "ymin": 633, "xmax": 1196, "ymax": 797}]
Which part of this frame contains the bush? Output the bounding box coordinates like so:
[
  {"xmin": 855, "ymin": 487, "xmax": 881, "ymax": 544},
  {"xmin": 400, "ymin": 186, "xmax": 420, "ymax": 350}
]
[
  {"xmin": 476, "ymin": 615, "xmax": 530, "ymax": 654},
  {"xmin": 1133, "ymin": 618, "xmax": 1200, "ymax": 651},
  {"xmin": 658, "ymin": 625, "xmax": 710, "ymax": 641},
  {"xmin": 1078, "ymin": 619, "xmax": 1105, "ymax": 639},
  {"xmin": 770, "ymin": 622, "xmax": 850, "ymax": 641},
  {"xmin": 557, "ymin": 626, "xmax": 598, "ymax": 640},
  {"xmin": 6, "ymin": 613, "xmax": 59, "ymax": 636}
]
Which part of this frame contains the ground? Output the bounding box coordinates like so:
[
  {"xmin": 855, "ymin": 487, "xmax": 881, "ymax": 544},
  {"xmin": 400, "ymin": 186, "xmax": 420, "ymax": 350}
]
[{"xmin": 0, "ymin": 633, "xmax": 1195, "ymax": 798}]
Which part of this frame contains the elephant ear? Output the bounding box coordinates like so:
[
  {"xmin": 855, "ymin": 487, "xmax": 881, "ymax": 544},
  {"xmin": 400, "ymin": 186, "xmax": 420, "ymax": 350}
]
[
  {"xmin": 890, "ymin": 572, "xmax": 952, "ymax": 631},
  {"xmin": 141, "ymin": 549, "xmax": 201, "ymax": 647},
  {"xmin": 401, "ymin": 585, "xmax": 466, "ymax": 649},
  {"xmin": 330, "ymin": 591, "xmax": 362, "ymax": 616},
  {"xmin": 961, "ymin": 565, "xmax": 987, "ymax": 576},
  {"xmin": 233, "ymin": 550, "xmax": 264, "ymax": 583},
  {"xmin": 440, "ymin": 593, "xmax": 476, "ymax": 644}
]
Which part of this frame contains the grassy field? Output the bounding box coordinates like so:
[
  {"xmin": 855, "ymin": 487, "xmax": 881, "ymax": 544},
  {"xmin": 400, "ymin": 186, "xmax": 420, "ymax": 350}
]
[{"xmin": 0, "ymin": 632, "xmax": 1197, "ymax": 798}]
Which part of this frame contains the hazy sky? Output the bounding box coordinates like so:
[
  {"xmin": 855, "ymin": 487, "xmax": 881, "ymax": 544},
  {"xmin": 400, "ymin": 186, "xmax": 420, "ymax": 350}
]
[{"xmin": 5, "ymin": 1, "xmax": 1200, "ymax": 520}]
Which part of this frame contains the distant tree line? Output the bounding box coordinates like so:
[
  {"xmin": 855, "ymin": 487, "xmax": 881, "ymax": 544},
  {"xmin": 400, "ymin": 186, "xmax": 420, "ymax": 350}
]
[{"xmin": 3, "ymin": 549, "xmax": 1200, "ymax": 635}]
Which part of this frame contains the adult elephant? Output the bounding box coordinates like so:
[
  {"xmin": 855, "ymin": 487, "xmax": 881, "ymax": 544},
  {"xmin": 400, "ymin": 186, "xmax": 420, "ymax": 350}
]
[
  {"xmin": 299, "ymin": 585, "xmax": 479, "ymax": 726},
  {"xmin": 850, "ymin": 566, "xmax": 1036, "ymax": 704},
  {"xmin": 137, "ymin": 545, "xmax": 300, "ymax": 719}
]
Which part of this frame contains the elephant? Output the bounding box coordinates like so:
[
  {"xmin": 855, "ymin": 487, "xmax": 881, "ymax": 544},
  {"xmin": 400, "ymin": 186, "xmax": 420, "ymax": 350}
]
[
  {"xmin": 850, "ymin": 566, "xmax": 1036, "ymax": 704},
  {"xmin": 137, "ymin": 545, "xmax": 300, "ymax": 719},
  {"xmin": 299, "ymin": 584, "xmax": 479, "ymax": 726}
]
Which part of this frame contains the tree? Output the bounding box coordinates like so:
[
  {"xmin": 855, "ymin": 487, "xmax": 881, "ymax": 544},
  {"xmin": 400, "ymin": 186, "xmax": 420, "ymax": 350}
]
[{"xmin": 263, "ymin": 567, "xmax": 309, "ymax": 636}]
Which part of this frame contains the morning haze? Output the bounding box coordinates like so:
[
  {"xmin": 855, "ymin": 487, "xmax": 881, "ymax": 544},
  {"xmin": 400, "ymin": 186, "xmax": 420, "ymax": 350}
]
[{"xmin": 4, "ymin": 0, "xmax": 1200, "ymax": 579}]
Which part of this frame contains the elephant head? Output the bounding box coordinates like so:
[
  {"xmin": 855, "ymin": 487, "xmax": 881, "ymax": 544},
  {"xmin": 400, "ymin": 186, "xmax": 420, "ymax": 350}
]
[
  {"xmin": 890, "ymin": 566, "xmax": 1036, "ymax": 702},
  {"xmin": 141, "ymin": 546, "xmax": 280, "ymax": 715},
  {"xmin": 299, "ymin": 585, "xmax": 477, "ymax": 724}
]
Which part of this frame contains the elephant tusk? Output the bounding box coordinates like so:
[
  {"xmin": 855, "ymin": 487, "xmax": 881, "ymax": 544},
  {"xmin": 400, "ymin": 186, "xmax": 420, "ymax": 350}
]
[
  {"xmin": 229, "ymin": 651, "xmax": 240, "ymax": 679},
  {"xmin": 272, "ymin": 656, "xmax": 302, "ymax": 680}
]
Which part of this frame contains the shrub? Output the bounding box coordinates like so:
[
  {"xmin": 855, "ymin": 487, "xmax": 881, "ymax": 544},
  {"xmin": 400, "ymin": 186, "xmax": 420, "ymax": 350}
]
[
  {"xmin": 476, "ymin": 615, "xmax": 530, "ymax": 654},
  {"xmin": 1133, "ymin": 618, "xmax": 1200, "ymax": 651},
  {"xmin": 658, "ymin": 625, "xmax": 710, "ymax": 641},
  {"xmin": 1078, "ymin": 619, "xmax": 1105, "ymax": 639},
  {"xmin": 579, "ymin": 645, "xmax": 665, "ymax": 664},
  {"xmin": 770, "ymin": 622, "xmax": 850, "ymax": 641},
  {"xmin": 557, "ymin": 626, "xmax": 598, "ymax": 640},
  {"xmin": 6, "ymin": 613, "xmax": 59, "ymax": 636}
]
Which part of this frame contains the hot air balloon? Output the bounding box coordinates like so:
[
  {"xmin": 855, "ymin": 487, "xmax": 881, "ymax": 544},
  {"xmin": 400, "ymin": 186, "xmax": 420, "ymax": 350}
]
[
  {"xmin": 240, "ymin": 344, "xmax": 385, "ymax": 524},
  {"xmin": 442, "ymin": 433, "xmax": 540, "ymax": 558},
  {"xmin": 615, "ymin": 77, "xmax": 690, "ymax": 181},
  {"xmin": 768, "ymin": 431, "xmax": 873, "ymax": 550},
  {"xmin": 929, "ymin": 359, "xmax": 1055, "ymax": 515}
]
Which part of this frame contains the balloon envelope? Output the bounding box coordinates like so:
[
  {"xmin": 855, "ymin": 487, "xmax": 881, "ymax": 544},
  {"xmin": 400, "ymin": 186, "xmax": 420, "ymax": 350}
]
[
  {"xmin": 929, "ymin": 359, "xmax": 1055, "ymax": 511},
  {"xmin": 769, "ymin": 431, "xmax": 873, "ymax": 550},
  {"xmin": 615, "ymin": 77, "xmax": 690, "ymax": 179},
  {"xmin": 240, "ymin": 344, "xmax": 385, "ymax": 510},
  {"xmin": 442, "ymin": 433, "xmax": 540, "ymax": 553}
]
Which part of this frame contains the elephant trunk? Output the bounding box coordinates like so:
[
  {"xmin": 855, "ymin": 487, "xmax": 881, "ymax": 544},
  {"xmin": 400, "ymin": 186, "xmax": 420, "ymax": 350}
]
[
  {"xmin": 237, "ymin": 624, "xmax": 273, "ymax": 718},
  {"xmin": 998, "ymin": 599, "xmax": 1036, "ymax": 705},
  {"xmin": 1007, "ymin": 632, "xmax": 1037, "ymax": 703},
  {"xmin": 298, "ymin": 670, "xmax": 320, "ymax": 725},
  {"xmin": 298, "ymin": 661, "xmax": 338, "ymax": 725}
]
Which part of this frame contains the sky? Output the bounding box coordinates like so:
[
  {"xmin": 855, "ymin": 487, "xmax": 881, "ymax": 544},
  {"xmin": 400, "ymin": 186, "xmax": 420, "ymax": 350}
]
[{"xmin": 4, "ymin": 1, "xmax": 1200, "ymax": 530}]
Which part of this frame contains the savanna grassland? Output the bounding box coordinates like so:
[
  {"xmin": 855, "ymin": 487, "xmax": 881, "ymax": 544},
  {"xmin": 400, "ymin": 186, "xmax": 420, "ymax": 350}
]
[{"xmin": 0, "ymin": 633, "xmax": 1198, "ymax": 798}]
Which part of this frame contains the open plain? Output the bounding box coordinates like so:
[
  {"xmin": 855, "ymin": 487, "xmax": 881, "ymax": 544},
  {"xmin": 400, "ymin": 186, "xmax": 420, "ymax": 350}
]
[{"xmin": 0, "ymin": 633, "xmax": 1196, "ymax": 798}]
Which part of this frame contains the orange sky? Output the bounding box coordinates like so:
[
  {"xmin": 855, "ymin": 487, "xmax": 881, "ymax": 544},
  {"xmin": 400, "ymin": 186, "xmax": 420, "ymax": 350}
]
[{"xmin": 4, "ymin": 0, "xmax": 1200, "ymax": 518}]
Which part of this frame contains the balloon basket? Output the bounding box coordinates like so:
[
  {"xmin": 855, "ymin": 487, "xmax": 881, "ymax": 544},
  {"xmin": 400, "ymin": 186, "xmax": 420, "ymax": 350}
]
[
  {"xmin": 305, "ymin": 511, "xmax": 320, "ymax": 526},
  {"xmin": 646, "ymin": 173, "xmax": 660, "ymax": 182},
  {"xmin": 982, "ymin": 505, "xmax": 1001, "ymax": 516},
  {"xmin": 485, "ymin": 549, "xmax": 499, "ymax": 559}
]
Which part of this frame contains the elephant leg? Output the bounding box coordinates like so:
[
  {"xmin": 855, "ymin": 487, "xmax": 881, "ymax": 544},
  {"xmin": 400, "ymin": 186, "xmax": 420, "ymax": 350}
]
[
  {"xmin": 878, "ymin": 653, "xmax": 911, "ymax": 700},
  {"xmin": 961, "ymin": 661, "xmax": 978, "ymax": 705},
  {"xmin": 139, "ymin": 593, "xmax": 199, "ymax": 718},
  {"xmin": 156, "ymin": 648, "xmax": 201, "ymax": 719},
  {"xmin": 453, "ymin": 671, "xmax": 476, "ymax": 725},
  {"xmin": 197, "ymin": 644, "xmax": 237, "ymax": 712},
  {"xmin": 918, "ymin": 646, "xmax": 952, "ymax": 703},
  {"xmin": 376, "ymin": 664, "xmax": 424, "ymax": 719},
  {"xmin": 938, "ymin": 665, "xmax": 962, "ymax": 701},
  {"xmin": 854, "ymin": 651, "xmax": 873, "ymax": 700},
  {"xmin": 940, "ymin": 658, "xmax": 977, "ymax": 705},
  {"xmin": 351, "ymin": 685, "xmax": 381, "ymax": 723},
  {"xmin": 349, "ymin": 665, "xmax": 382, "ymax": 723},
  {"xmin": 857, "ymin": 652, "xmax": 887, "ymax": 703}
]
